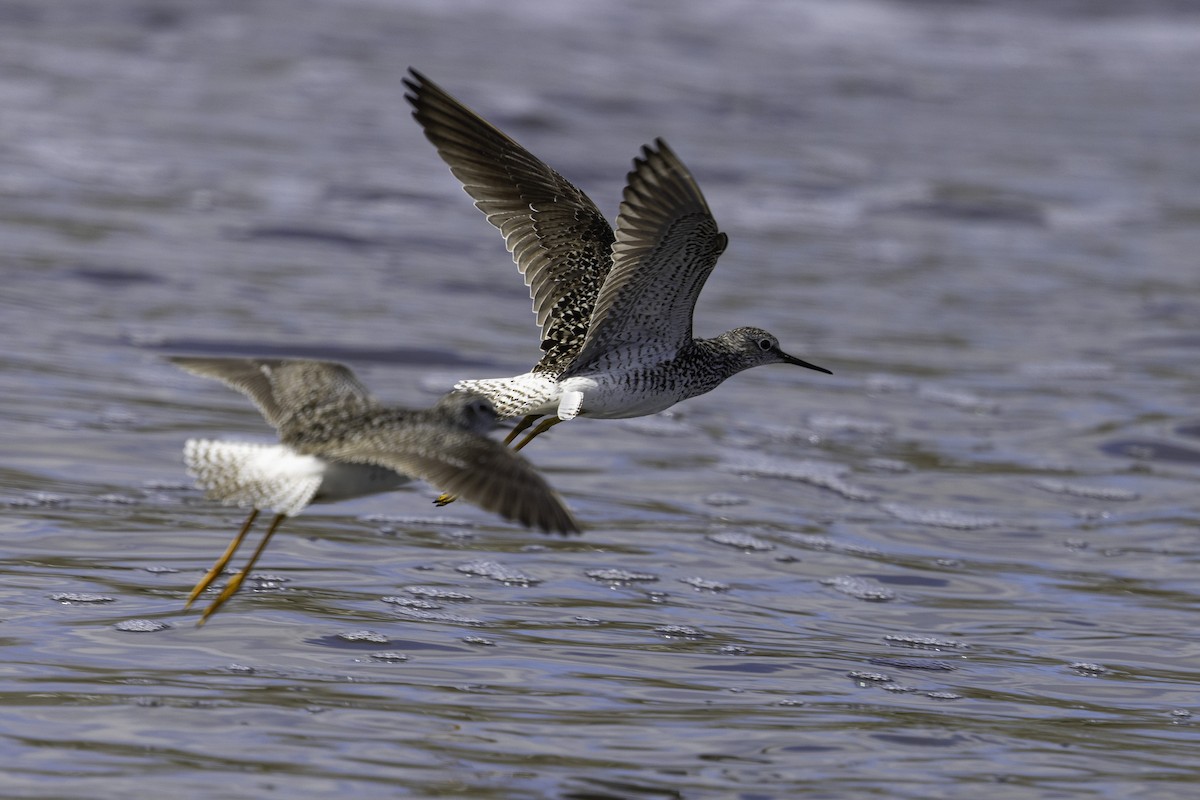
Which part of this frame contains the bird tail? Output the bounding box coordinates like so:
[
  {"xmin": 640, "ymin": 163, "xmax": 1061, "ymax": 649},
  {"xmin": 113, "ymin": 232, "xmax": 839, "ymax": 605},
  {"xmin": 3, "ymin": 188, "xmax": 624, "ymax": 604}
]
[
  {"xmin": 452, "ymin": 373, "xmax": 560, "ymax": 419},
  {"xmin": 183, "ymin": 440, "xmax": 322, "ymax": 517}
]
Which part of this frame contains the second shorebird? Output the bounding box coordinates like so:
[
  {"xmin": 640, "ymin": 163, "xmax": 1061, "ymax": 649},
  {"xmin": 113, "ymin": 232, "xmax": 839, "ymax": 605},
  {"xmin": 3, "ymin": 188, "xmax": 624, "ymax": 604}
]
[
  {"xmin": 172, "ymin": 357, "xmax": 578, "ymax": 623},
  {"xmin": 404, "ymin": 70, "xmax": 831, "ymax": 484}
]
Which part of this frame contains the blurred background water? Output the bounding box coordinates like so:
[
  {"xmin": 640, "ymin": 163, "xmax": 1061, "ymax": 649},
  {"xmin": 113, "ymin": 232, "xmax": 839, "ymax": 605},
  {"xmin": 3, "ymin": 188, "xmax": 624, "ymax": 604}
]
[{"xmin": 2, "ymin": 0, "xmax": 1199, "ymax": 797}]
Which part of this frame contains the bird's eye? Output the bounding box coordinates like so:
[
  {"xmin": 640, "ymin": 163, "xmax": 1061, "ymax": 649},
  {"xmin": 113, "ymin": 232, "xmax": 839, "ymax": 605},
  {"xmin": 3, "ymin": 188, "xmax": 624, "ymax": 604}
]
[{"xmin": 757, "ymin": 339, "xmax": 773, "ymax": 351}]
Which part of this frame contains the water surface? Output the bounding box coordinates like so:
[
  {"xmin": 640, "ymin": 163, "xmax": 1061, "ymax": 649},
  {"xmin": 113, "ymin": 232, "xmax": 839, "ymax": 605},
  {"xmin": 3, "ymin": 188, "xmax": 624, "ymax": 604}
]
[{"xmin": 2, "ymin": 1, "xmax": 1199, "ymax": 797}]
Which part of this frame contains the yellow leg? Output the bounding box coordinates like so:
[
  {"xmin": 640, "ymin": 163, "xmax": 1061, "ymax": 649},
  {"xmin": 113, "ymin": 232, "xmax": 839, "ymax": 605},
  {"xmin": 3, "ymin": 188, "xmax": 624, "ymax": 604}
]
[
  {"xmin": 197, "ymin": 512, "xmax": 287, "ymax": 626},
  {"xmin": 502, "ymin": 414, "xmax": 540, "ymax": 446},
  {"xmin": 512, "ymin": 416, "xmax": 564, "ymax": 452},
  {"xmin": 184, "ymin": 508, "xmax": 259, "ymax": 610}
]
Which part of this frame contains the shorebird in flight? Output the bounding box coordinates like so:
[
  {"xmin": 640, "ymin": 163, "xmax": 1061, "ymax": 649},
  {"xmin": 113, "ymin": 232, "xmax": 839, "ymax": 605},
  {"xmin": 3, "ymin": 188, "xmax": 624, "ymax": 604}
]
[
  {"xmin": 403, "ymin": 69, "xmax": 830, "ymax": 503},
  {"xmin": 172, "ymin": 356, "xmax": 578, "ymax": 623}
]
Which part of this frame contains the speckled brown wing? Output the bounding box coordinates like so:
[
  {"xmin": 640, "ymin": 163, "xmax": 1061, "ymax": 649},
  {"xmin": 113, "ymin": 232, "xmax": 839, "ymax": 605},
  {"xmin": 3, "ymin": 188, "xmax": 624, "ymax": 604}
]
[
  {"xmin": 170, "ymin": 357, "xmax": 378, "ymax": 433},
  {"xmin": 564, "ymin": 139, "xmax": 727, "ymax": 374},
  {"xmin": 313, "ymin": 414, "xmax": 581, "ymax": 535},
  {"xmin": 404, "ymin": 68, "xmax": 615, "ymax": 376}
]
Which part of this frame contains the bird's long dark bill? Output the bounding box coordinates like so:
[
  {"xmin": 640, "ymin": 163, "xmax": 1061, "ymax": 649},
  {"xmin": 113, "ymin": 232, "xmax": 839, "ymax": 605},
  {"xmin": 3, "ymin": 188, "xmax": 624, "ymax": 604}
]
[{"xmin": 779, "ymin": 351, "xmax": 832, "ymax": 375}]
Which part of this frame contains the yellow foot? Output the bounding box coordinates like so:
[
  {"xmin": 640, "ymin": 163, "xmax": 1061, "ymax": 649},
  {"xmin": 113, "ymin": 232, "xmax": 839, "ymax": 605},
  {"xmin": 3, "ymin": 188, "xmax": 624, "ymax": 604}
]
[
  {"xmin": 433, "ymin": 492, "xmax": 458, "ymax": 507},
  {"xmin": 193, "ymin": 511, "xmax": 286, "ymax": 626},
  {"xmin": 198, "ymin": 570, "xmax": 249, "ymax": 626}
]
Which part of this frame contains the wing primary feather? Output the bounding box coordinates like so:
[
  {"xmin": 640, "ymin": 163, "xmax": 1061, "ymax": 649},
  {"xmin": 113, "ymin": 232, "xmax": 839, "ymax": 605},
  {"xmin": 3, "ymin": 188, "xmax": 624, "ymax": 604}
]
[
  {"xmin": 404, "ymin": 68, "xmax": 615, "ymax": 376},
  {"xmin": 564, "ymin": 140, "xmax": 727, "ymax": 374}
]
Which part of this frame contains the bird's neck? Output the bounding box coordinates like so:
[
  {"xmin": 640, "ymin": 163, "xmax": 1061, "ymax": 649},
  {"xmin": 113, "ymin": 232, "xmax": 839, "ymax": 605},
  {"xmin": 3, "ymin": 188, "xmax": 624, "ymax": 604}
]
[
  {"xmin": 664, "ymin": 337, "xmax": 748, "ymax": 393},
  {"xmin": 691, "ymin": 335, "xmax": 746, "ymax": 372}
]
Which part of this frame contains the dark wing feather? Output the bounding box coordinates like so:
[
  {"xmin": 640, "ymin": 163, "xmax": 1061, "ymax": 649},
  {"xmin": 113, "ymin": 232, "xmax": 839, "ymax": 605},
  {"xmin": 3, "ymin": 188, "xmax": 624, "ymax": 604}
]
[
  {"xmin": 170, "ymin": 357, "xmax": 377, "ymax": 432},
  {"xmin": 315, "ymin": 419, "xmax": 581, "ymax": 535},
  {"xmin": 404, "ymin": 68, "xmax": 614, "ymax": 375},
  {"xmin": 565, "ymin": 139, "xmax": 727, "ymax": 374}
]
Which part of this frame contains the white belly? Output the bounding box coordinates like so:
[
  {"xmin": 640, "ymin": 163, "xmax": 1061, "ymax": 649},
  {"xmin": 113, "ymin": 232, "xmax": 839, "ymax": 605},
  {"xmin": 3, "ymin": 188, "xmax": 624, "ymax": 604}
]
[
  {"xmin": 314, "ymin": 460, "xmax": 411, "ymax": 503},
  {"xmin": 184, "ymin": 440, "xmax": 409, "ymax": 516},
  {"xmin": 557, "ymin": 374, "xmax": 683, "ymax": 419}
]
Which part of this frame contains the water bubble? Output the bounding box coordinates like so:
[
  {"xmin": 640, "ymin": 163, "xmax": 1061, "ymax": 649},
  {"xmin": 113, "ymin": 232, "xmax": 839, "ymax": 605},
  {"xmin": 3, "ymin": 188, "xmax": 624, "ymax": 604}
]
[
  {"xmin": 679, "ymin": 577, "xmax": 730, "ymax": 592},
  {"xmin": 51, "ymin": 593, "xmax": 116, "ymax": 604},
  {"xmin": 822, "ymin": 575, "xmax": 896, "ymax": 602},
  {"xmin": 337, "ymin": 630, "xmax": 390, "ymax": 644},
  {"xmin": 455, "ymin": 560, "xmax": 540, "ymax": 586},
  {"xmin": 707, "ymin": 531, "xmax": 775, "ymax": 552},
  {"xmin": 114, "ymin": 619, "xmax": 171, "ymax": 633},
  {"xmin": 585, "ymin": 568, "xmax": 659, "ymax": 585}
]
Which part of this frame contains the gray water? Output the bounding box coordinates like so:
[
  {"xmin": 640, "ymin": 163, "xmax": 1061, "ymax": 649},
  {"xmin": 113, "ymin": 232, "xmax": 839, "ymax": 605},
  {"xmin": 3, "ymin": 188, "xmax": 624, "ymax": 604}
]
[{"xmin": 3, "ymin": 1, "xmax": 1200, "ymax": 797}]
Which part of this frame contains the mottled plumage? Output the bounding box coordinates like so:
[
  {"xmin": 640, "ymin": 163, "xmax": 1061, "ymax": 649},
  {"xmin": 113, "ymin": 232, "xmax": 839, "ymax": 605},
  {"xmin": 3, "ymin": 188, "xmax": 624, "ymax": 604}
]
[
  {"xmin": 404, "ymin": 70, "xmax": 830, "ymax": 463},
  {"xmin": 172, "ymin": 356, "xmax": 578, "ymax": 623},
  {"xmin": 404, "ymin": 71, "xmax": 613, "ymax": 379}
]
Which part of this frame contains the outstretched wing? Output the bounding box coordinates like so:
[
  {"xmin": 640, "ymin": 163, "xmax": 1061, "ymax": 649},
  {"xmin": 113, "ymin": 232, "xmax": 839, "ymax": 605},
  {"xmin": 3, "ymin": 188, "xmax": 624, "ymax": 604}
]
[
  {"xmin": 565, "ymin": 139, "xmax": 727, "ymax": 374},
  {"xmin": 170, "ymin": 357, "xmax": 378, "ymax": 432},
  {"xmin": 316, "ymin": 419, "xmax": 581, "ymax": 535},
  {"xmin": 404, "ymin": 68, "xmax": 614, "ymax": 375}
]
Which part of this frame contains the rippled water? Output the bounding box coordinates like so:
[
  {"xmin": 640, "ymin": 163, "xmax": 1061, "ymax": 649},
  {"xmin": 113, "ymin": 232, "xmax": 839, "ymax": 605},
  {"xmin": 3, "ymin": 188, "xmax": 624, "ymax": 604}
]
[{"xmin": 3, "ymin": 1, "xmax": 1200, "ymax": 797}]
